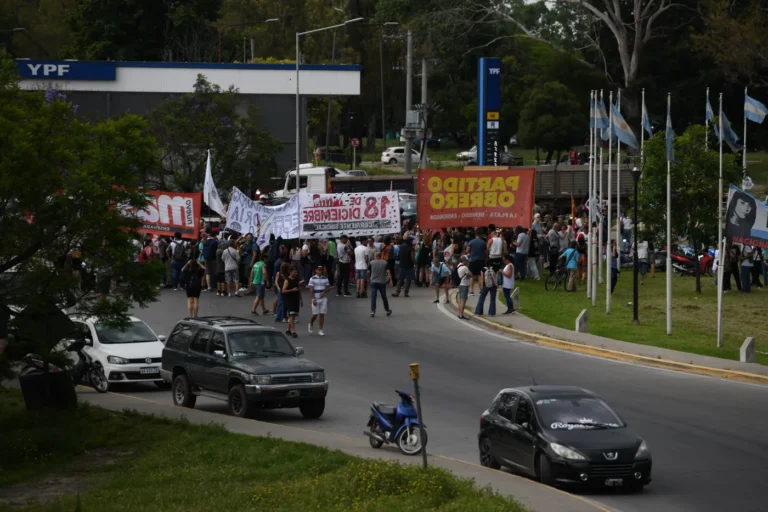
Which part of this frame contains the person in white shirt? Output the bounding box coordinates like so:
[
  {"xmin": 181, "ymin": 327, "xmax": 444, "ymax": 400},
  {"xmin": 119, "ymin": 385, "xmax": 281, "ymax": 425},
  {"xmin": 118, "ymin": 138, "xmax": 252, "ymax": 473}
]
[
  {"xmin": 486, "ymin": 226, "xmax": 505, "ymax": 271},
  {"xmin": 354, "ymin": 240, "xmax": 369, "ymax": 298},
  {"xmin": 308, "ymin": 266, "xmax": 330, "ymax": 336},
  {"xmin": 456, "ymin": 255, "xmax": 471, "ymax": 320},
  {"xmin": 501, "ymin": 254, "xmax": 516, "ymax": 314}
]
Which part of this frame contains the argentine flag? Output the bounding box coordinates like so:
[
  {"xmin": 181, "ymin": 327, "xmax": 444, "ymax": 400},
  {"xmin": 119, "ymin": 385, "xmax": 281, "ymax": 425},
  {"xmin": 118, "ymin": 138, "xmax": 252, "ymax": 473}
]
[
  {"xmin": 666, "ymin": 108, "xmax": 674, "ymax": 163},
  {"xmin": 745, "ymin": 95, "xmax": 767, "ymax": 124},
  {"xmin": 611, "ymin": 104, "xmax": 639, "ymax": 149},
  {"xmin": 642, "ymin": 97, "xmax": 652, "ymax": 137}
]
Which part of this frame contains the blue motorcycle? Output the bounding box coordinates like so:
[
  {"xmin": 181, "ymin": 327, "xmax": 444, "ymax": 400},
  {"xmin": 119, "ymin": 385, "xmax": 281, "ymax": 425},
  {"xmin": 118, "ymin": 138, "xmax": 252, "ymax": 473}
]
[{"xmin": 365, "ymin": 390, "xmax": 427, "ymax": 455}]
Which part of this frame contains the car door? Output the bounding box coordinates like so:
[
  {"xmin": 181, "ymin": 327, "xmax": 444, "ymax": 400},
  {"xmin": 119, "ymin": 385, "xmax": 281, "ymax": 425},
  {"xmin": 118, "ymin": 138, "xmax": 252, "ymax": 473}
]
[
  {"xmin": 507, "ymin": 395, "xmax": 537, "ymax": 474},
  {"xmin": 186, "ymin": 329, "xmax": 212, "ymax": 387},
  {"xmin": 490, "ymin": 393, "xmax": 519, "ymax": 465},
  {"xmin": 204, "ymin": 331, "xmax": 229, "ymax": 393}
]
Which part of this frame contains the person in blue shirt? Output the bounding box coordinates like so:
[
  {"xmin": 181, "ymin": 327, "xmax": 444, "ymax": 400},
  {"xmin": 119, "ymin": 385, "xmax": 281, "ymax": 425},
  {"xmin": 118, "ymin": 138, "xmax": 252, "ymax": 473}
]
[
  {"xmin": 430, "ymin": 258, "xmax": 452, "ymax": 304},
  {"xmin": 559, "ymin": 241, "xmax": 580, "ymax": 292},
  {"xmin": 467, "ymin": 231, "xmax": 488, "ymax": 295}
]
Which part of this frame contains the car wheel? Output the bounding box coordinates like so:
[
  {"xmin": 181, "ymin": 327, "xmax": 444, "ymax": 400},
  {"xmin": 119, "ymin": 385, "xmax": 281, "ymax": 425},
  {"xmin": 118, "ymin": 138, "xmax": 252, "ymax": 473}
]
[
  {"xmin": 172, "ymin": 374, "xmax": 196, "ymax": 408},
  {"xmin": 389, "ymin": 158, "xmax": 397, "ymax": 165},
  {"xmin": 479, "ymin": 437, "xmax": 501, "ymax": 470},
  {"xmin": 155, "ymin": 380, "xmax": 171, "ymax": 390},
  {"xmin": 227, "ymin": 384, "xmax": 250, "ymax": 418},
  {"xmin": 538, "ymin": 453, "xmax": 553, "ymax": 486},
  {"xmin": 299, "ymin": 397, "xmax": 325, "ymax": 419},
  {"xmin": 89, "ymin": 366, "xmax": 109, "ymax": 393}
]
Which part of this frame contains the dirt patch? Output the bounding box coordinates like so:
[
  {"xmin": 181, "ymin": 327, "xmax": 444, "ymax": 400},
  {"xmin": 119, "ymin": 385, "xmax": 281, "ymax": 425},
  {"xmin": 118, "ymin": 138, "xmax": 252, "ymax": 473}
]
[{"xmin": 0, "ymin": 447, "xmax": 133, "ymax": 509}]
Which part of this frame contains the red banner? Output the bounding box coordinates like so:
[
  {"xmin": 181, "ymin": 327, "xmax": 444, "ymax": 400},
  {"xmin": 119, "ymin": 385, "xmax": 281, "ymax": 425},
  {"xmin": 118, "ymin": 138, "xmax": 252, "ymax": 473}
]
[
  {"xmin": 417, "ymin": 169, "xmax": 535, "ymax": 229},
  {"xmin": 133, "ymin": 191, "xmax": 202, "ymax": 237}
]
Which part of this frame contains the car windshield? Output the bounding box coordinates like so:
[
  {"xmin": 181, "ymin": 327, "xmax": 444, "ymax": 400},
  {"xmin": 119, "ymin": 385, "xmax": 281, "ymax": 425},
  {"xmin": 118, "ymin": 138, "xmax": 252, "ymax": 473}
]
[
  {"xmin": 95, "ymin": 321, "xmax": 157, "ymax": 344},
  {"xmin": 536, "ymin": 397, "xmax": 624, "ymax": 430},
  {"xmin": 402, "ymin": 200, "xmax": 417, "ymax": 214},
  {"xmin": 228, "ymin": 331, "xmax": 295, "ymax": 358}
]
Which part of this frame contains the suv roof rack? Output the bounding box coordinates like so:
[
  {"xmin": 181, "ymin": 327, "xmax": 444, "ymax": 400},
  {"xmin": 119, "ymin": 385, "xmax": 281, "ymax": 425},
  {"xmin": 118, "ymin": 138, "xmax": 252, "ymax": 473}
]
[{"xmin": 182, "ymin": 316, "xmax": 261, "ymax": 326}]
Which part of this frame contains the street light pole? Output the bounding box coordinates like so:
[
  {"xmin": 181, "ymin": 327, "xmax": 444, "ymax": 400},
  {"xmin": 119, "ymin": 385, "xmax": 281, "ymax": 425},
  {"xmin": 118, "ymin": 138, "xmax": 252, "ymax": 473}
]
[
  {"xmin": 218, "ymin": 19, "xmax": 279, "ymax": 63},
  {"xmin": 404, "ymin": 30, "xmax": 413, "ymax": 175},
  {"xmin": 296, "ymin": 18, "xmax": 364, "ymax": 194},
  {"xmin": 631, "ymin": 164, "xmax": 642, "ymax": 325}
]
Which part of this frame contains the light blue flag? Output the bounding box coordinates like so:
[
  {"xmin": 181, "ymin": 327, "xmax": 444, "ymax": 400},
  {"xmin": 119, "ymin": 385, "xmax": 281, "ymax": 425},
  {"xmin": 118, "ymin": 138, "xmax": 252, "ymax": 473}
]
[
  {"xmin": 706, "ymin": 98, "xmax": 715, "ymax": 122},
  {"xmin": 642, "ymin": 97, "xmax": 652, "ymax": 137},
  {"xmin": 611, "ymin": 104, "xmax": 639, "ymax": 149},
  {"xmin": 721, "ymin": 111, "xmax": 743, "ymax": 151},
  {"xmin": 595, "ymin": 97, "xmax": 609, "ymax": 129},
  {"xmin": 745, "ymin": 95, "xmax": 767, "ymax": 124},
  {"xmin": 666, "ymin": 107, "xmax": 674, "ymax": 162}
]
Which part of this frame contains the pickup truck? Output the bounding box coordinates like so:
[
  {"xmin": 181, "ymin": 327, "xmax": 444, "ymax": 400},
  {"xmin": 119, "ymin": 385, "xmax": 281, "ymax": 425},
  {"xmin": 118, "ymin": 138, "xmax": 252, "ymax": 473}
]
[{"xmin": 161, "ymin": 316, "xmax": 328, "ymax": 419}]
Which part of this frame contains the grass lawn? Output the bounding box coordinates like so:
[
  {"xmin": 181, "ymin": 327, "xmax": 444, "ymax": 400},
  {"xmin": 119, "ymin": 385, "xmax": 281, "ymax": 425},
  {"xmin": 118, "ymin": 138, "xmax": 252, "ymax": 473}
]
[
  {"xmin": 509, "ymin": 270, "xmax": 768, "ymax": 366},
  {"xmin": 0, "ymin": 388, "xmax": 527, "ymax": 512}
]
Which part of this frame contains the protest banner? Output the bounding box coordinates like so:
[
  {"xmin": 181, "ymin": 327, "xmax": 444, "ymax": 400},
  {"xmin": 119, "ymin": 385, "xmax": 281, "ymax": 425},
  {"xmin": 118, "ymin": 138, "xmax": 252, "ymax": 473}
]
[
  {"xmin": 725, "ymin": 185, "xmax": 768, "ymax": 249},
  {"xmin": 417, "ymin": 169, "xmax": 535, "ymax": 229},
  {"xmin": 127, "ymin": 190, "xmax": 202, "ymax": 237},
  {"xmin": 298, "ymin": 191, "xmax": 401, "ymax": 239},
  {"xmin": 226, "ymin": 187, "xmax": 300, "ymax": 247}
]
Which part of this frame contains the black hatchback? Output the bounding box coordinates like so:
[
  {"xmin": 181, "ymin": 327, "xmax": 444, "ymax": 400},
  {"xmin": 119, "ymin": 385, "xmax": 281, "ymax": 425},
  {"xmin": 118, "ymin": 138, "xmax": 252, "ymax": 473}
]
[{"xmin": 478, "ymin": 386, "xmax": 652, "ymax": 492}]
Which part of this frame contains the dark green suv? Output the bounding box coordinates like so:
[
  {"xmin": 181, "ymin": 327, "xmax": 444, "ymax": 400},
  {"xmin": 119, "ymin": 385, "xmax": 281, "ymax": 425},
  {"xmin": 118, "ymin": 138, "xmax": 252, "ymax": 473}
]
[{"xmin": 160, "ymin": 316, "xmax": 328, "ymax": 419}]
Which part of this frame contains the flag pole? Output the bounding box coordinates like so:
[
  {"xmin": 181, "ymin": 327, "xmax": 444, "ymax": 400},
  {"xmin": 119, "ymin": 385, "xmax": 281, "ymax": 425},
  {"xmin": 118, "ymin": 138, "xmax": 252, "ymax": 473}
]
[
  {"xmin": 640, "ymin": 88, "xmax": 645, "ymax": 160},
  {"xmin": 665, "ymin": 93, "xmax": 672, "ymax": 335},
  {"xmin": 743, "ymin": 86, "xmax": 748, "ymax": 177},
  {"xmin": 606, "ymin": 90, "xmax": 614, "ymax": 314},
  {"xmin": 592, "ymin": 90, "xmax": 599, "ymax": 305},
  {"xmin": 598, "ymin": 89, "xmax": 604, "ymax": 285},
  {"xmin": 717, "ymin": 93, "xmax": 725, "ymax": 348},
  {"xmin": 587, "ymin": 90, "xmax": 594, "ymax": 300},
  {"xmin": 705, "ymin": 87, "xmax": 710, "ymax": 151},
  {"xmin": 616, "ymin": 89, "xmax": 622, "ymax": 258}
]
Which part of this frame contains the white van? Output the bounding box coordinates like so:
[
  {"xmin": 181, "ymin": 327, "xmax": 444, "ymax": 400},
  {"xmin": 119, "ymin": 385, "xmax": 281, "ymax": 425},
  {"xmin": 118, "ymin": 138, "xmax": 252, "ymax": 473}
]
[{"xmin": 272, "ymin": 165, "xmax": 350, "ymax": 199}]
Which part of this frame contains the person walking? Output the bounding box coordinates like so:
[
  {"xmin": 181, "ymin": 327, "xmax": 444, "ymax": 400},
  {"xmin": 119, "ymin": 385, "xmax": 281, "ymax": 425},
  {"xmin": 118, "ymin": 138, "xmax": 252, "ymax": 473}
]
[
  {"xmin": 308, "ymin": 265, "xmax": 330, "ymax": 336},
  {"xmin": 501, "ymin": 254, "xmax": 515, "ymax": 314},
  {"xmin": 222, "ymin": 239, "xmax": 241, "ymax": 297},
  {"xmin": 336, "ymin": 235, "xmax": 352, "ymax": 296},
  {"xmin": 281, "ymin": 267, "xmax": 302, "ymax": 338},
  {"xmin": 354, "ymin": 238, "xmax": 369, "ymax": 298},
  {"xmin": 274, "ymin": 262, "xmax": 290, "ymax": 323},
  {"xmin": 369, "ymin": 251, "xmax": 392, "ymax": 317},
  {"xmin": 215, "ymin": 239, "xmax": 227, "ymax": 296},
  {"xmin": 431, "ymin": 257, "xmax": 451, "ymax": 304},
  {"xmin": 249, "ymin": 253, "xmax": 270, "ymax": 315},
  {"xmin": 182, "ymin": 258, "xmax": 206, "ymax": 318},
  {"xmin": 168, "ymin": 232, "xmax": 186, "ymax": 291},
  {"xmin": 559, "ymin": 241, "xmax": 580, "ymax": 291},
  {"xmin": 513, "ymin": 227, "xmax": 529, "ymax": 280},
  {"xmin": 456, "ymin": 256, "xmax": 471, "ymax": 320},
  {"xmin": 325, "ymin": 238, "xmax": 336, "ymax": 286},
  {"xmin": 466, "ymin": 231, "xmax": 487, "ymax": 295},
  {"xmin": 474, "ymin": 264, "xmax": 498, "ymax": 316},
  {"xmin": 392, "ymin": 235, "xmax": 415, "ymax": 297},
  {"xmin": 609, "ymin": 240, "xmax": 620, "ymax": 296},
  {"xmin": 547, "ymin": 223, "xmax": 560, "ymax": 275}
]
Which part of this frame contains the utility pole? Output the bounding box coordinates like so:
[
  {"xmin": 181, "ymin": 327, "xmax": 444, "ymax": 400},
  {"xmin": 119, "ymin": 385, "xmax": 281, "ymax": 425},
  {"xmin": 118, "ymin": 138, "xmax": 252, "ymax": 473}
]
[
  {"xmin": 419, "ymin": 58, "xmax": 429, "ymax": 169},
  {"xmin": 404, "ymin": 30, "xmax": 413, "ymax": 175},
  {"xmin": 379, "ymin": 29, "xmax": 386, "ymax": 149}
]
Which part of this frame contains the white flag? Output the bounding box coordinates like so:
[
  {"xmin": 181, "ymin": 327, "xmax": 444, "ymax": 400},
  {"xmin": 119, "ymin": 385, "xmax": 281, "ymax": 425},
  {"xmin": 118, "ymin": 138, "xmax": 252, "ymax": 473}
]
[{"xmin": 203, "ymin": 150, "xmax": 227, "ymax": 218}]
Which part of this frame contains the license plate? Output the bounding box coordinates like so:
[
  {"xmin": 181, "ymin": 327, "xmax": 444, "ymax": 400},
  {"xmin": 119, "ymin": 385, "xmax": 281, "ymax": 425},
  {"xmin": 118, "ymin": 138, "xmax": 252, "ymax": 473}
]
[
  {"xmin": 604, "ymin": 478, "xmax": 624, "ymax": 487},
  {"xmin": 286, "ymin": 390, "xmax": 300, "ymax": 398},
  {"xmin": 139, "ymin": 367, "xmax": 159, "ymax": 375}
]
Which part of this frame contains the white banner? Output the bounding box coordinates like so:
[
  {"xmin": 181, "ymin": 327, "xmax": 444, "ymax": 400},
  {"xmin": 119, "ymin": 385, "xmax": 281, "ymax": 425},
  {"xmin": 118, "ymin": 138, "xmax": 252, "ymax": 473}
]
[
  {"xmin": 226, "ymin": 188, "xmax": 300, "ymax": 247},
  {"xmin": 299, "ymin": 190, "xmax": 400, "ymax": 239}
]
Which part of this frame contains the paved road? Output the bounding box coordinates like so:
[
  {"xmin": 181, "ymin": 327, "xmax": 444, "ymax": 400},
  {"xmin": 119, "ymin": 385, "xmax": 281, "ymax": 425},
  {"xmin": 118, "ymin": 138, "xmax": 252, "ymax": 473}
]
[{"xmin": 120, "ymin": 287, "xmax": 768, "ymax": 512}]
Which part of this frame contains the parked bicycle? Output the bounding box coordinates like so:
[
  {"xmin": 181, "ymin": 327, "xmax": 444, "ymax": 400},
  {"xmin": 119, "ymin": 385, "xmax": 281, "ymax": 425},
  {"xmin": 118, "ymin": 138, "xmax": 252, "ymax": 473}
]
[{"xmin": 545, "ymin": 266, "xmax": 568, "ymax": 291}]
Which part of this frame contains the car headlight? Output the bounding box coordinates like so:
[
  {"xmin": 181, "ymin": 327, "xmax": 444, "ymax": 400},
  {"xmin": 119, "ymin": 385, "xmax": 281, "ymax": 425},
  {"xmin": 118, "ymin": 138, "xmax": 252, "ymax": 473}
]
[
  {"xmin": 550, "ymin": 442, "xmax": 586, "ymax": 461},
  {"xmin": 312, "ymin": 372, "xmax": 324, "ymax": 382},
  {"xmin": 253, "ymin": 375, "xmax": 271, "ymax": 385},
  {"xmin": 635, "ymin": 440, "xmax": 650, "ymax": 459},
  {"xmin": 107, "ymin": 356, "xmax": 129, "ymax": 365}
]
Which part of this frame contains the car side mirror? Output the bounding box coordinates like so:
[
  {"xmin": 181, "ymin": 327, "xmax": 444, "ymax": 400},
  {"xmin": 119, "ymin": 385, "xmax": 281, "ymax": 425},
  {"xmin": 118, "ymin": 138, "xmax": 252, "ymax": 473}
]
[
  {"xmin": 213, "ymin": 350, "xmax": 226, "ymax": 358},
  {"xmin": 158, "ymin": 335, "xmax": 167, "ymax": 343},
  {"xmin": 295, "ymin": 346, "xmax": 304, "ymax": 356}
]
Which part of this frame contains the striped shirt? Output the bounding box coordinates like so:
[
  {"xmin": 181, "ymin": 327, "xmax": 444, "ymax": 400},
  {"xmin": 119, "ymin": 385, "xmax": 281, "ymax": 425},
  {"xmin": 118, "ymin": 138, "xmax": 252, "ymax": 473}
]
[{"xmin": 308, "ymin": 275, "xmax": 330, "ymax": 299}]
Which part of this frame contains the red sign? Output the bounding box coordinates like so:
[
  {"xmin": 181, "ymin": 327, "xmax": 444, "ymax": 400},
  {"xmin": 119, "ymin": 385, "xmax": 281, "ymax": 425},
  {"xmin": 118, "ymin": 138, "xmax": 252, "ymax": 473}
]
[
  {"xmin": 350, "ymin": 137, "xmax": 360, "ymax": 148},
  {"xmin": 417, "ymin": 169, "xmax": 535, "ymax": 229},
  {"xmin": 132, "ymin": 191, "xmax": 202, "ymax": 237}
]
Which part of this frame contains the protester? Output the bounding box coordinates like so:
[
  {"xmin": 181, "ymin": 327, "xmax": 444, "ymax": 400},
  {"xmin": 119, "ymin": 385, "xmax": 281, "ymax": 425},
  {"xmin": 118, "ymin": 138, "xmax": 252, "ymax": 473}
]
[
  {"xmin": 750, "ymin": 245, "xmax": 763, "ymax": 289},
  {"xmin": 474, "ymin": 264, "xmax": 498, "ymax": 316},
  {"xmin": 487, "ymin": 225, "xmax": 504, "ymax": 271},
  {"xmin": 354, "ymin": 238, "xmax": 369, "ymax": 298},
  {"xmin": 636, "ymin": 238, "xmax": 649, "ymax": 284},
  {"xmin": 559, "ymin": 241, "xmax": 580, "ymax": 292},
  {"xmin": 182, "ymin": 258, "xmax": 206, "ymax": 318},
  {"xmin": 456, "ymin": 255, "xmax": 471, "ymax": 320},
  {"xmin": 547, "ymin": 223, "xmax": 560, "ymax": 275},
  {"xmin": 308, "ymin": 265, "xmax": 330, "ymax": 336},
  {"xmin": 203, "ymin": 232, "xmax": 218, "ymax": 292},
  {"xmin": 741, "ymin": 245, "xmax": 753, "ymax": 293},
  {"xmin": 501, "ymin": 254, "xmax": 515, "ymax": 314},
  {"xmin": 392, "ymin": 235, "xmax": 415, "ymax": 297},
  {"xmin": 609, "ymin": 240, "xmax": 620, "ymax": 295},
  {"xmin": 250, "ymin": 253, "xmax": 270, "ymax": 315},
  {"xmin": 215, "ymin": 239, "xmax": 227, "ymax": 296},
  {"xmin": 168, "ymin": 232, "xmax": 186, "ymax": 291},
  {"xmin": 431, "ymin": 257, "xmax": 451, "ymax": 304},
  {"xmin": 281, "ymin": 267, "xmax": 302, "ymax": 338},
  {"xmin": 369, "ymin": 251, "xmax": 392, "ymax": 317},
  {"xmin": 336, "ymin": 234, "xmax": 352, "ymax": 296},
  {"xmin": 513, "ymin": 227, "xmax": 529, "ymax": 280},
  {"xmin": 222, "ymin": 239, "xmax": 241, "ymax": 297},
  {"xmin": 274, "ymin": 262, "xmax": 290, "ymax": 323},
  {"xmin": 467, "ymin": 231, "xmax": 487, "ymax": 295}
]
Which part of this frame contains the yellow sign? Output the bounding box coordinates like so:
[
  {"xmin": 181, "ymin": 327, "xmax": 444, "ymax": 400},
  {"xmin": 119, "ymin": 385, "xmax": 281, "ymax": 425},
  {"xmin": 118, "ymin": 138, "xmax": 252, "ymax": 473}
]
[
  {"xmin": 487, "ymin": 112, "xmax": 499, "ymax": 120},
  {"xmin": 410, "ymin": 363, "xmax": 420, "ymax": 380}
]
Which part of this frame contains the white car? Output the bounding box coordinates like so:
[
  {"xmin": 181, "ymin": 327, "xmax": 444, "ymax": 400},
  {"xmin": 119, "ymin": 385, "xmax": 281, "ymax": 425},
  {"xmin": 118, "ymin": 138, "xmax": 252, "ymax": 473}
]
[
  {"xmin": 456, "ymin": 145, "xmax": 477, "ymax": 161},
  {"xmin": 59, "ymin": 315, "xmax": 167, "ymax": 389},
  {"xmin": 381, "ymin": 147, "xmax": 425, "ymax": 165}
]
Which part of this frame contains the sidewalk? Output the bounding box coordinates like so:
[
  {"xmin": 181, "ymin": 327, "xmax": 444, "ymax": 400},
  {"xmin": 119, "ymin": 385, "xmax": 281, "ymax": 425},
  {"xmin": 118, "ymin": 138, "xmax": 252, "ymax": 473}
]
[
  {"xmin": 453, "ymin": 290, "xmax": 768, "ymax": 384},
  {"xmin": 79, "ymin": 389, "xmax": 608, "ymax": 512}
]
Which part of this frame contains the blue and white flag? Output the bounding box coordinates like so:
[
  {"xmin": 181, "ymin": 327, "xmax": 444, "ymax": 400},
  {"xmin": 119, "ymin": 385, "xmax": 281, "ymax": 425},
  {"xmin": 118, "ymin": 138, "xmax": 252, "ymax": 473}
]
[
  {"xmin": 706, "ymin": 98, "xmax": 715, "ymax": 122},
  {"xmin": 745, "ymin": 95, "xmax": 767, "ymax": 124},
  {"xmin": 594, "ymin": 97, "xmax": 609, "ymax": 129},
  {"xmin": 721, "ymin": 111, "xmax": 743, "ymax": 152},
  {"xmin": 642, "ymin": 97, "xmax": 652, "ymax": 137},
  {"xmin": 666, "ymin": 107, "xmax": 674, "ymax": 162},
  {"xmin": 611, "ymin": 104, "xmax": 639, "ymax": 149}
]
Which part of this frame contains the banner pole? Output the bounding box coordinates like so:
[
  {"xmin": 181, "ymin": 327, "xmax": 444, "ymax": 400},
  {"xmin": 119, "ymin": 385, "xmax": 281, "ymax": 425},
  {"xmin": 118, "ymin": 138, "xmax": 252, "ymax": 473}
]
[
  {"xmin": 598, "ymin": 90, "xmax": 604, "ymax": 285},
  {"xmin": 665, "ymin": 93, "xmax": 672, "ymax": 336},
  {"xmin": 606, "ymin": 91, "xmax": 613, "ymax": 314},
  {"xmin": 587, "ymin": 90, "xmax": 594, "ymax": 300},
  {"xmin": 717, "ymin": 92, "xmax": 725, "ymax": 348}
]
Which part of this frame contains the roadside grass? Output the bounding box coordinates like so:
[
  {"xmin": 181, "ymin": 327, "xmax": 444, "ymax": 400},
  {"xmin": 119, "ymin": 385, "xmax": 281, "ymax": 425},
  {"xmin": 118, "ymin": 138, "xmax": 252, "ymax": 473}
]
[
  {"xmin": 0, "ymin": 388, "xmax": 528, "ymax": 512},
  {"xmin": 507, "ymin": 270, "xmax": 768, "ymax": 365}
]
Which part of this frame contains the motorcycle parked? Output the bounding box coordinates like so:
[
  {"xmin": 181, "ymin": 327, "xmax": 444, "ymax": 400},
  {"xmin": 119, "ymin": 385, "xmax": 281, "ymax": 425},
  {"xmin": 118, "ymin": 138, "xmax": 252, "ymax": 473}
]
[
  {"xmin": 364, "ymin": 390, "xmax": 427, "ymax": 455},
  {"xmin": 20, "ymin": 340, "xmax": 108, "ymax": 393}
]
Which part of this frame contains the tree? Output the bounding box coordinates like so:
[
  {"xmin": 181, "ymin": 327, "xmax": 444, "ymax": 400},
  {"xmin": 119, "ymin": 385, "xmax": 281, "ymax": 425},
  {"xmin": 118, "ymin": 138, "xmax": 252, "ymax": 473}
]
[
  {"xmin": 145, "ymin": 74, "xmax": 281, "ymax": 196},
  {"xmin": 517, "ymin": 81, "xmax": 586, "ymax": 163},
  {"xmin": 0, "ymin": 55, "xmax": 162, "ymax": 371},
  {"xmin": 639, "ymin": 124, "xmax": 741, "ymax": 292}
]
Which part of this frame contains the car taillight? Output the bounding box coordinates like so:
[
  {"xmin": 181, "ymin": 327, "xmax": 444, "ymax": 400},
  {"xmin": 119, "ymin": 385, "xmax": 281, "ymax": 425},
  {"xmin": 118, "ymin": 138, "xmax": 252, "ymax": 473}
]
[
  {"xmin": 385, "ymin": 153, "xmax": 390, "ymax": 156},
  {"xmin": 480, "ymin": 416, "xmax": 485, "ymax": 426}
]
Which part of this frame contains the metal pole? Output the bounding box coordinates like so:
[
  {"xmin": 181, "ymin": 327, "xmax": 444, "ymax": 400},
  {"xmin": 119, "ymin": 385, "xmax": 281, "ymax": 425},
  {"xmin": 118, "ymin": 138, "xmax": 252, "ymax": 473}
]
[
  {"xmin": 598, "ymin": 89, "xmax": 604, "ymax": 285},
  {"xmin": 295, "ymin": 32, "xmax": 301, "ymax": 194},
  {"xmin": 606, "ymin": 91, "xmax": 613, "ymax": 313},
  {"xmin": 380, "ymin": 28, "xmax": 386, "ymax": 148},
  {"xmin": 743, "ymin": 86, "xmax": 748, "ymax": 177},
  {"xmin": 640, "ymin": 89, "xmax": 645, "ymax": 161},
  {"xmin": 587, "ymin": 90, "xmax": 594, "ymax": 300},
  {"xmin": 633, "ymin": 169, "xmax": 639, "ymax": 324},
  {"xmin": 419, "ymin": 58, "xmax": 428, "ymax": 169},
  {"xmin": 705, "ymin": 87, "xmax": 709, "ymax": 151},
  {"xmin": 410, "ymin": 363, "xmax": 428, "ymax": 468},
  {"xmin": 616, "ymin": 89, "xmax": 622, "ymax": 259},
  {"xmin": 592, "ymin": 90, "xmax": 599, "ymax": 306},
  {"xmin": 243, "ymin": 37, "xmax": 246, "ymax": 62},
  {"xmin": 250, "ymin": 38, "xmax": 254, "ymax": 62},
  {"xmin": 665, "ymin": 93, "xmax": 672, "ymax": 335},
  {"xmin": 404, "ymin": 30, "xmax": 413, "ymax": 175},
  {"xmin": 717, "ymin": 93, "xmax": 724, "ymax": 347},
  {"xmin": 325, "ymin": 31, "xmax": 337, "ymax": 164}
]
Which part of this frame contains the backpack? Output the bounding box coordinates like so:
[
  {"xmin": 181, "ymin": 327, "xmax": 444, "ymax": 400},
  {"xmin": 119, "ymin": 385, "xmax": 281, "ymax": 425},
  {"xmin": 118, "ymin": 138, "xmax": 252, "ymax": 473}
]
[
  {"xmin": 172, "ymin": 241, "xmax": 186, "ymax": 262},
  {"xmin": 483, "ymin": 267, "xmax": 497, "ymax": 288},
  {"xmin": 203, "ymin": 238, "xmax": 217, "ymax": 259}
]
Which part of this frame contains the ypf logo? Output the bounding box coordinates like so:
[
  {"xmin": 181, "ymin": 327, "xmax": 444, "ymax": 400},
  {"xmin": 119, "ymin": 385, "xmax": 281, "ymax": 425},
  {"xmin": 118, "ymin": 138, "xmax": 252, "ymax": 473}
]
[
  {"xmin": 26, "ymin": 63, "xmax": 71, "ymax": 77},
  {"xmin": 489, "ymin": 68, "xmax": 500, "ymax": 75}
]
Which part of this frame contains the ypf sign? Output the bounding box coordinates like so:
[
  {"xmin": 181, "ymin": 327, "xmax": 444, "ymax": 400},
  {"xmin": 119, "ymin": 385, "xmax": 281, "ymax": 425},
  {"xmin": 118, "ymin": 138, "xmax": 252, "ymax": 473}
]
[
  {"xmin": 16, "ymin": 60, "xmax": 117, "ymax": 81},
  {"xmin": 477, "ymin": 58, "xmax": 502, "ymax": 166}
]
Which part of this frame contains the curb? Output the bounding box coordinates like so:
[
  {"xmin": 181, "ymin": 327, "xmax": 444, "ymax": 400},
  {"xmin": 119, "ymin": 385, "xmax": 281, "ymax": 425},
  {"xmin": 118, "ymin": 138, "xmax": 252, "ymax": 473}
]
[{"xmin": 448, "ymin": 292, "xmax": 768, "ymax": 386}]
